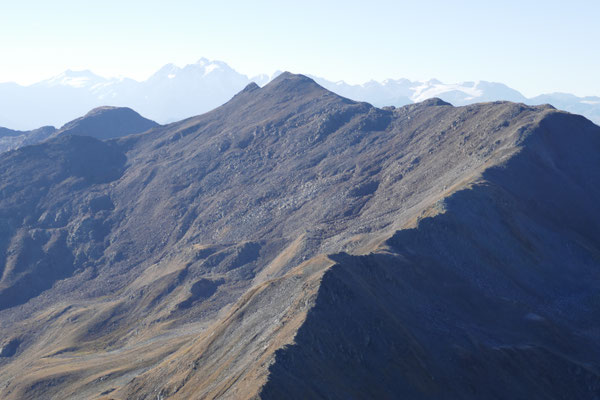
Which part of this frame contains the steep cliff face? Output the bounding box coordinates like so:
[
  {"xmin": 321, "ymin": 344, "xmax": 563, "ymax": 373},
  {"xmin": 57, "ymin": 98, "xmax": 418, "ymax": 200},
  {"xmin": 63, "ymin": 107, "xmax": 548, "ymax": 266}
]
[{"xmin": 0, "ymin": 73, "xmax": 599, "ymax": 399}]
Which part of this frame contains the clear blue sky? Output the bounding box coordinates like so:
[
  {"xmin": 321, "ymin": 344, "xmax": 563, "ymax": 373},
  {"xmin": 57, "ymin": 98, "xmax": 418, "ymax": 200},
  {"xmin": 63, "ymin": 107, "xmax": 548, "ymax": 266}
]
[{"xmin": 1, "ymin": 0, "xmax": 599, "ymax": 97}]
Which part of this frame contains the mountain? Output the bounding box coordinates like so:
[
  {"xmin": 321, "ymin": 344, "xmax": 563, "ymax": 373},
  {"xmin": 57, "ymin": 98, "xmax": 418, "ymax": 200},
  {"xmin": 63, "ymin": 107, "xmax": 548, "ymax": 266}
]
[
  {"xmin": 49, "ymin": 106, "xmax": 158, "ymax": 140},
  {"xmin": 35, "ymin": 69, "xmax": 107, "ymax": 89},
  {"xmin": 0, "ymin": 70, "xmax": 113, "ymax": 131},
  {"xmin": 0, "ymin": 73, "xmax": 599, "ymax": 399},
  {"xmin": 311, "ymin": 77, "xmax": 529, "ymax": 107},
  {"xmin": 1, "ymin": 59, "xmax": 599, "ymax": 131},
  {"xmin": 313, "ymin": 76, "xmax": 600, "ymax": 127},
  {"xmin": 0, "ymin": 126, "xmax": 57, "ymax": 154},
  {"xmin": 0, "ymin": 59, "xmax": 270, "ymax": 131},
  {"xmin": 0, "ymin": 107, "xmax": 157, "ymax": 154},
  {"xmin": 530, "ymin": 93, "xmax": 600, "ymax": 126},
  {"xmin": 135, "ymin": 59, "xmax": 258, "ymax": 123}
]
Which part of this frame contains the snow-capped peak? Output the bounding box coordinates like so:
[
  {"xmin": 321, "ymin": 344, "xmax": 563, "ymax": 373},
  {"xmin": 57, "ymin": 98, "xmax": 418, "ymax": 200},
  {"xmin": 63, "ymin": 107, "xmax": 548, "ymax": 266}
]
[
  {"xmin": 149, "ymin": 63, "xmax": 181, "ymax": 80},
  {"xmin": 183, "ymin": 59, "xmax": 228, "ymax": 77},
  {"xmin": 410, "ymin": 80, "xmax": 484, "ymax": 103},
  {"xmin": 40, "ymin": 69, "xmax": 105, "ymax": 88}
]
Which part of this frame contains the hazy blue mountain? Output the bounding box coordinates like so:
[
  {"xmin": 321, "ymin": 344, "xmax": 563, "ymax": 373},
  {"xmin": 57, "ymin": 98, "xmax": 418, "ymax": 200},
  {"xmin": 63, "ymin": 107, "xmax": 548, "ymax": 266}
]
[
  {"xmin": 0, "ymin": 126, "xmax": 57, "ymax": 153},
  {"xmin": 0, "ymin": 107, "xmax": 157, "ymax": 154}
]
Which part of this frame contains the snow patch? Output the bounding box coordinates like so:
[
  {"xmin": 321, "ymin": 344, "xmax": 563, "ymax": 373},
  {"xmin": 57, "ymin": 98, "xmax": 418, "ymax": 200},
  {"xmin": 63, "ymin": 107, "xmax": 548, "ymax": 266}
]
[
  {"xmin": 204, "ymin": 64, "xmax": 219, "ymax": 75},
  {"xmin": 411, "ymin": 82, "xmax": 483, "ymax": 102},
  {"xmin": 42, "ymin": 70, "xmax": 105, "ymax": 89}
]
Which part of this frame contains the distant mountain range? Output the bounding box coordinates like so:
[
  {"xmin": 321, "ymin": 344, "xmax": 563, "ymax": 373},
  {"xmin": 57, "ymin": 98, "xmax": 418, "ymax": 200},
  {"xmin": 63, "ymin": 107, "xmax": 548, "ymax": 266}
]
[
  {"xmin": 313, "ymin": 77, "xmax": 600, "ymax": 126},
  {"xmin": 1, "ymin": 58, "xmax": 599, "ymax": 130}
]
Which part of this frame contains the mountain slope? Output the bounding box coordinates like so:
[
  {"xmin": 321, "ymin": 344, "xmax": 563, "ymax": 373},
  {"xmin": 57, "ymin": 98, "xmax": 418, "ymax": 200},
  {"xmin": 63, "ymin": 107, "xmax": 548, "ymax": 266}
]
[
  {"xmin": 0, "ymin": 73, "xmax": 599, "ymax": 399},
  {"xmin": 260, "ymin": 111, "xmax": 600, "ymax": 399},
  {"xmin": 0, "ymin": 135, "xmax": 127, "ymax": 310},
  {"xmin": 0, "ymin": 126, "xmax": 57, "ymax": 154},
  {"xmin": 108, "ymin": 98, "xmax": 600, "ymax": 400}
]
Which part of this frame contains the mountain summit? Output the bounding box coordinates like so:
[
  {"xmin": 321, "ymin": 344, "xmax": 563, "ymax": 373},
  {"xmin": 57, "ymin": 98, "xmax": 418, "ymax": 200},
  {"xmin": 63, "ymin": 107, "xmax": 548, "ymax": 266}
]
[
  {"xmin": 38, "ymin": 69, "xmax": 106, "ymax": 89},
  {"xmin": 49, "ymin": 106, "xmax": 158, "ymax": 140},
  {"xmin": 0, "ymin": 74, "xmax": 599, "ymax": 399},
  {"xmin": 0, "ymin": 107, "xmax": 157, "ymax": 154}
]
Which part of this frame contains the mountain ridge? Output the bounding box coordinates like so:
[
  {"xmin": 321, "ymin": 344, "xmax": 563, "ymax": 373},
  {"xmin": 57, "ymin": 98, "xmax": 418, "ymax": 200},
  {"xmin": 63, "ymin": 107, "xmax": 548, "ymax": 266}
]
[
  {"xmin": 0, "ymin": 74, "xmax": 599, "ymax": 399},
  {"xmin": 0, "ymin": 107, "xmax": 158, "ymax": 154},
  {"xmin": 1, "ymin": 59, "xmax": 598, "ymax": 131},
  {"xmin": 0, "ymin": 126, "xmax": 58, "ymax": 154}
]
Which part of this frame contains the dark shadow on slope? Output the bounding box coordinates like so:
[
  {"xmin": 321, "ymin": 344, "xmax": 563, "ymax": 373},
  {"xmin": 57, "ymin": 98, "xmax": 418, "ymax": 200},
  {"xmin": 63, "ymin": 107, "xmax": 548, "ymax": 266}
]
[
  {"xmin": 0, "ymin": 135, "xmax": 127, "ymax": 310},
  {"xmin": 176, "ymin": 278, "xmax": 225, "ymax": 310}
]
